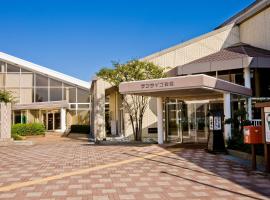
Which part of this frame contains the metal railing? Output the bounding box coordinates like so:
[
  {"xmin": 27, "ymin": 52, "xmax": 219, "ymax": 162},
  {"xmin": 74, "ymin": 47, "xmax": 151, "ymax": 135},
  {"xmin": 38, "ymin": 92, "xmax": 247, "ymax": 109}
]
[{"xmin": 251, "ymin": 119, "xmax": 262, "ymax": 126}]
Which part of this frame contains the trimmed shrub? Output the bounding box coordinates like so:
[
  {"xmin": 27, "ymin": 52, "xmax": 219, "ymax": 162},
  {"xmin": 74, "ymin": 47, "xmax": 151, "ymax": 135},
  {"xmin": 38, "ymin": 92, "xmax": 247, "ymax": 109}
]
[
  {"xmin": 11, "ymin": 133, "xmax": 23, "ymax": 140},
  {"xmin": 11, "ymin": 123, "xmax": 46, "ymax": 136},
  {"xmin": 70, "ymin": 125, "xmax": 90, "ymax": 134}
]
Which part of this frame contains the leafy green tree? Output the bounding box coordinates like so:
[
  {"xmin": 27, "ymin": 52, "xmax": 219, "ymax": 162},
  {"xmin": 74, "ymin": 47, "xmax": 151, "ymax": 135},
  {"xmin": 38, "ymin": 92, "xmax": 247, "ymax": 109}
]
[
  {"xmin": 97, "ymin": 60, "xmax": 166, "ymax": 141},
  {"xmin": 0, "ymin": 90, "xmax": 14, "ymax": 103}
]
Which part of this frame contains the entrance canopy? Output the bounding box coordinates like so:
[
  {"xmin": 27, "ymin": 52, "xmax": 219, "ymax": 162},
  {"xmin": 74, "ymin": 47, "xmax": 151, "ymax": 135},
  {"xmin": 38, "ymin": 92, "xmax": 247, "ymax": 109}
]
[
  {"xmin": 119, "ymin": 74, "xmax": 252, "ymax": 99},
  {"xmin": 12, "ymin": 100, "xmax": 69, "ymax": 110}
]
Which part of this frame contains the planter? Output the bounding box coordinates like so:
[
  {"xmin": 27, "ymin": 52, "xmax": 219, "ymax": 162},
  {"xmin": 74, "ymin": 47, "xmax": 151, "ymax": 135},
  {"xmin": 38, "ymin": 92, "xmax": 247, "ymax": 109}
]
[{"xmin": 228, "ymin": 149, "xmax": 265, "ymax": 165}]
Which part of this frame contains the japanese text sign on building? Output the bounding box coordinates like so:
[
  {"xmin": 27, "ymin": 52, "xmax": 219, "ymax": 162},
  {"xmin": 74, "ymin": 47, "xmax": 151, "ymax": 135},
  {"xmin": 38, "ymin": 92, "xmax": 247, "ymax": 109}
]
[{"xmin": 141, "ymin": 81, "xmax": 174, "ymax": 89}]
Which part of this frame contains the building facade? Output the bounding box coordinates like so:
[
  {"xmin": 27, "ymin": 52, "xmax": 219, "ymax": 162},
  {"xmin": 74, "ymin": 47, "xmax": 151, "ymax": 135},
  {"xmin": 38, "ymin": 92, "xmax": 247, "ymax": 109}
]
[
  {"xmin": 0, "ymin": 53, "xmax": 91, "ymax": 133},
  {"xmin": 91, "ymin": 0, "xmax": 270, "ymax": 143}
]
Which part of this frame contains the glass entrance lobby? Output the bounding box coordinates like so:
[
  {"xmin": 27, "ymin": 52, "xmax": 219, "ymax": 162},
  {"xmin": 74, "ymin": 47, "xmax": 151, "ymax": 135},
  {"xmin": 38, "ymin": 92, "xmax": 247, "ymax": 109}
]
[
  {"xmin": 165, "ymin": 99, "xmax": 223, "ymax": 143},
  {"xmin": 42, "ymin": 110, "xmax": 61, "ymax": 131}
]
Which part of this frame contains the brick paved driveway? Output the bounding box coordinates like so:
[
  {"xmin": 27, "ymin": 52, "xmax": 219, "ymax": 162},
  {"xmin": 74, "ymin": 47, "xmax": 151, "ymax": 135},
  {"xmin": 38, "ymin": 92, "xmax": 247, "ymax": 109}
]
[{"xmin": 0, "ymin": 136, "xmax": 270, "ymax": 200}]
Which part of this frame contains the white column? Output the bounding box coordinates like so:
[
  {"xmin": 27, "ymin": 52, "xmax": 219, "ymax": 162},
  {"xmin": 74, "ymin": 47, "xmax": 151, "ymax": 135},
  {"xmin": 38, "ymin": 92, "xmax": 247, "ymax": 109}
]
[
  {"xmin": 223, "ymin": 92, "xmax": 231, "ymax": 140},
  {"xmin": 157, "ymin": 97, "xmax": 164, "ymax": 144},
  {"xmin": 60, "ymin": 108, "xmax": 67, "ymax": 133},
  {"xmin": 244, "ymin": 67, "xmax": 252, "ymax": 120}
]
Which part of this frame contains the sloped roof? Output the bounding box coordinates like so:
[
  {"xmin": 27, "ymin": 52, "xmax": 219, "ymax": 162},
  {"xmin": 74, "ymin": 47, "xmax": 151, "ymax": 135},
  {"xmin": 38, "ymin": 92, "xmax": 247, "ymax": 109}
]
[
  {"xmin": 184, "ymin": 43, "xmax": 270, "ymax": 65},
  {"xmin": 175, "ymin": 43, "xmax": 270, "ymax": 75},
  {"xmin": 0, "ymin": 52, "xmax": 90, "ymax": 89}
]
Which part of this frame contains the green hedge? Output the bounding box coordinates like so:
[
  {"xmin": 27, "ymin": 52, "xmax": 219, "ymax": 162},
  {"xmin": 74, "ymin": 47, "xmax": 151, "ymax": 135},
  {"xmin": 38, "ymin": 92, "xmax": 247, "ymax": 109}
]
[
  {"xmin": 11, "ymin": 123, "xmax": 46, "ymax": 136},
  {"xmin": 11, "ymin": 133, "xmax": 24, "ymax": 140},
  {"xmin": 70, "ymin": 125, "xmax": 90, "ymax": 133}
]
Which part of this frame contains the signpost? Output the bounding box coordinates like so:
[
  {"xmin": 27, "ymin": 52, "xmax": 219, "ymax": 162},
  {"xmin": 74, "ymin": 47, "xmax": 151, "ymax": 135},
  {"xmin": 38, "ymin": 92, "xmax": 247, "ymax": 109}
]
[
  {"xmin": 243, "ymin": 126, "xmax": 262, "ymax": 170},
  {"xmin": 207, "ymin": 111, "xmax": 226, "ymax": 153}
]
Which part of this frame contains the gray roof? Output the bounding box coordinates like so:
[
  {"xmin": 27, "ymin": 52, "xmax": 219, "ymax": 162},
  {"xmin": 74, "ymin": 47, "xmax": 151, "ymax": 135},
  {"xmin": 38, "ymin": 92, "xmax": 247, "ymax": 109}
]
[
  {"xmin": 174, "ymin": 43, "xmax": 270, "ymax": 76},
  {"xmin": 184, "ymin": 43, "xmax": 270, "ymax": 65}
]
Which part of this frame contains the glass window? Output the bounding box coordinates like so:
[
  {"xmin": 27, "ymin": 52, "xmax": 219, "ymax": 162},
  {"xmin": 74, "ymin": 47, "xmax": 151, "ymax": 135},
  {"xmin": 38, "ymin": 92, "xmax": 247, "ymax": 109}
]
[
  {"xmin": 49, "ymin": 78, "xmax": 62, "ymax": 101},
  {"xmin": 69, "ymin": 88, "xmax": 76, "ymax": 103},
  {"xmin": 77, "ymin": 88, "xmax": 89, "ymax": 103},
  {"xmin": 77, "ymin": 110, "xmax": 90, "ymax": 125},
  {"xmin": 50, "ymin": 88, "xmax": 62, "ymax": 101},
  {"xmin": 218, "ymin": 74, "xmax": 231, "ymax": 82},
  {"xmin": 78, "ymin": 104, "xmax": 90, "ymax": 109},
  {"xmin": 255, "ymin": 68, "xmax": 270, "ymax": 97},
  {"xmin": 67, "ymin": 110, "xmax": 77, "ymax": 126},
  {"xmin": 50, "ymin": 78, "xmax": 62, "ymax": 87},
  {"xmin": 35, "ymin": 74, "xmax": 48, "ymax": 87},
  {"xmin": 14, "ymin": 111, "xmax": 22, "ymax": 124},
  {"xmin": 63, "ymin": 84, "xmax": 73, "ymax": 101},
  {"xmin": 21, "ymin": 68, "xmax": 31, "ymax": 73},
  {"xmin": 63, "ymin": 87, "xmax": 67, "ymax": 101},
  {"xmin": 36, "ymin": 88, "xmax": 48, "ymax": 102},
  {"xmin": 7, "ymin": 64, "xmax": 20, "ymax": 72},
  {"xmin": 54, "ymin": 112, "xmax": 61, "ymax": 129},
  {"xmin": 235, "ymin": 73, "xmax": 244, "ymax": 86}
]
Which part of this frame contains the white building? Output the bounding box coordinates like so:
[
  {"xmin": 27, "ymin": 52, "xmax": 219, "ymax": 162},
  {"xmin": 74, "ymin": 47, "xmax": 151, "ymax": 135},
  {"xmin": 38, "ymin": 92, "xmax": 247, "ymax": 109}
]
[
  {"xmin": 0, "ymin": 52, "xmax": 91, "ymax": 133},
  {"xmin": 91, "ymin": 0, "xmax": 270, "ymax": 143}
]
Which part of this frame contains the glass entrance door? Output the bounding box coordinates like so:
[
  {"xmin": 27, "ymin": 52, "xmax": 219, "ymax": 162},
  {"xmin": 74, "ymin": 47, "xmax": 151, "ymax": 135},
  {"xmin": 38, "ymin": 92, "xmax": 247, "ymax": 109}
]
[
  {"xmin": 196, "ymin": 104, "xmax": 208, "ymax": 142},
  {"xmin": 42, "ymin": 110, "xmax": 61, "ymax": 131},
  {"xmin": 166, "ymin": 100, "xmax": 187, "ymax": 142},
  {"xmin": 187, "ymin": 103, "xmax": 208, "ymax": 143},
  {"xmin": 54, "ymin": 113, "xmax": 61, "ymax": 130},
  {"xmin": 166, "ymin": 100, "xmax": 209, "ymax": 143},
  {"xmin": 48, "ymin": 113, "xmax": 54, "ymax": 130},
  {"xmin": 166, "ymin": 102, "xmax": 181, "ymax": 142},
  {"xmin": 187, "ymin": 104, "xmax": 196, "ymax": 142}
]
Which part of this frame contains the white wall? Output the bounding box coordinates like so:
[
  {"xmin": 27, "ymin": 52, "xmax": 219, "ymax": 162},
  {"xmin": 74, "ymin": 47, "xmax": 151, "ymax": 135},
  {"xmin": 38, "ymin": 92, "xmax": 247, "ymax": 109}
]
[
  {"xmin": 240, "ymin": 7, "xmax": 270, "ymax": 50},
  {"xmin": 143, "ymin": 24, "xmax": 240, "ymax": 69}
]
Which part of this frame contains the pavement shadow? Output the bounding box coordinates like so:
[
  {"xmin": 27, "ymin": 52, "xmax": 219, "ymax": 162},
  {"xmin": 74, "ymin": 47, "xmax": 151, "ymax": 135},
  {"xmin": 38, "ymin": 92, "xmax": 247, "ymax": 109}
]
[{"xmin": 125, "ymin": 144, "xmax": 270, "ymax": 199}]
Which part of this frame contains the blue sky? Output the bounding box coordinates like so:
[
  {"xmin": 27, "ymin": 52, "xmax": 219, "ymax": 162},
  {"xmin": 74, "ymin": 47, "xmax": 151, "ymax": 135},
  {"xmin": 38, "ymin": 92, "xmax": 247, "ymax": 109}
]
[{"xmin": 0, "ymin": 0, "xmax": 254, "ymax": 81}]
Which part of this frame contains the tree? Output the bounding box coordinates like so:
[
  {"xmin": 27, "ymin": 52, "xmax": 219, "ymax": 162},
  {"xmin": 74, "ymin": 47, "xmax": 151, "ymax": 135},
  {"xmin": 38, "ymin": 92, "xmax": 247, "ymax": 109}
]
[
  {"xmin": 97, "ymin": 60, "xmax": 166, "ymax": 141},
  {"xmin": 0, "ymin": 90, "xmax": 14, "ymax": 103}
]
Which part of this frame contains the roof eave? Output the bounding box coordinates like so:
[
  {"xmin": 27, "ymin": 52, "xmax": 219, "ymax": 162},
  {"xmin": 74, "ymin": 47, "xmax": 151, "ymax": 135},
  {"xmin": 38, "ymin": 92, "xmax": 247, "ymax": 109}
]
[{"xmin": 0, "ymin": 52, "xmax": 90, "ymax": 90}]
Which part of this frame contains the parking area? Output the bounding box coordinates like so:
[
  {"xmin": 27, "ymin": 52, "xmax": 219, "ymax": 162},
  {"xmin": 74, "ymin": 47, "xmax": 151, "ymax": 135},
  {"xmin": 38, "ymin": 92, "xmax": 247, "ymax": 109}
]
[{"xmin": 0, "ymin": 136, "xmax": 270, "ymax": 200}]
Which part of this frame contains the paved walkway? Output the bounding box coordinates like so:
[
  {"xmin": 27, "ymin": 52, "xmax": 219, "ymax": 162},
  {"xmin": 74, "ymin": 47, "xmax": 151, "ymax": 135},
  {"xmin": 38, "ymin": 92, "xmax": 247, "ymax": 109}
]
[{"xmin": 0, "ymin": 136, "xmax": 270, "ymax": 200}]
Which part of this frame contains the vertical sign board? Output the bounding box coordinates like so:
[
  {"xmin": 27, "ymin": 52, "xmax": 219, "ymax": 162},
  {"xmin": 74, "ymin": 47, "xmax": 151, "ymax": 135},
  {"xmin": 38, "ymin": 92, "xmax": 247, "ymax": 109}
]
[
  {"xmin": 207, "ymin": 113, "xmax": 225, "ymax": 153},
  {"xmin": 209, "ymin": 116, "xmax": 213, "ymax": 130},
  {"xmin": 209, "ymin": 116, "xmax": 221, "ymax": 131},
  {"xmin": 214, "ymin": 116, "xmax": 222, "ymax": 130},
  {"xmin": 264, "ymin": 107, "xmax": 270, "ymax": 143}
]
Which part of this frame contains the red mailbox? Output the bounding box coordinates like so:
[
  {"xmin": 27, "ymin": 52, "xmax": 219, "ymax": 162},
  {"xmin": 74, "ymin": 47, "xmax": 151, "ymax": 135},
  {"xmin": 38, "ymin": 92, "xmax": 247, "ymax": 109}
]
[{"xmin": 244, "ymin": 126, "xmax": 263, "ymax": 144}]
